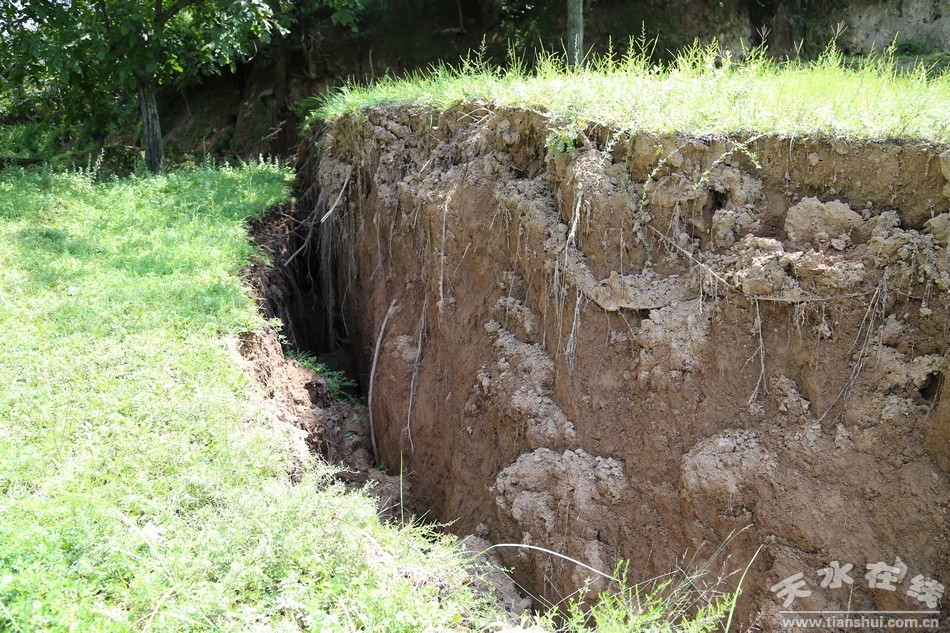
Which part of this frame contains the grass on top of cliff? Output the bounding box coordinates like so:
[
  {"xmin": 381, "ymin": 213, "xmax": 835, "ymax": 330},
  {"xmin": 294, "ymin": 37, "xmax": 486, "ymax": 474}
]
[{"xmin": 311, "ymin": 38, "xmax": 950, "ymax": 143}]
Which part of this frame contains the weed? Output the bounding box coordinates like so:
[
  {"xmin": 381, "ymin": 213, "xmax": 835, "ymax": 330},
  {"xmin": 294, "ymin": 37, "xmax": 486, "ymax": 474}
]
[
  {"xmin": 545, "ymin": 120, "xmax": 585, "ymax": 156},
  {"xmin": 897, "ymin": 38, "xmax": 923, "ymax": 57},
  {"xmin": 287, "ymin": 349, "xmax": 360, "ymax": 402},
  {"xmin": 484, "ymin": 532, "xmax": 757, "ymax": 632},
  {"xmin": 692, "ymin": 136, "xmax": 763, "ymax": 192},
  {"xmin": 598, "ymin": 130, "xmax": 621, "ymax": 165}
]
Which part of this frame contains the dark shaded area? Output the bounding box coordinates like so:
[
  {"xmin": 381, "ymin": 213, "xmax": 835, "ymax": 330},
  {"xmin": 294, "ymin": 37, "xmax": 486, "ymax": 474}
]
[
  {"xmin": 919, "ymin": 371, "xmax": 942, "ymax": 402},
  {"xmin": 247, "ymin": 171, "xmax": 363, "ymax": 399}
]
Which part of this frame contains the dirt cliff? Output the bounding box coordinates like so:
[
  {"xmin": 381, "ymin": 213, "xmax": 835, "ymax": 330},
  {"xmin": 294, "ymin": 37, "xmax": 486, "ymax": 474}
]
[{"xmin": 298, "ymin": 104, "xmax": 949, "ymax": 628}]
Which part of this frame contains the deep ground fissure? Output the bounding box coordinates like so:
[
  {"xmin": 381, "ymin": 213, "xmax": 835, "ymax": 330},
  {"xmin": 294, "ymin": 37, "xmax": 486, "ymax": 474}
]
[{"xmin": 253, "ymin": 107, "xmax": 949, "ymax": 629}]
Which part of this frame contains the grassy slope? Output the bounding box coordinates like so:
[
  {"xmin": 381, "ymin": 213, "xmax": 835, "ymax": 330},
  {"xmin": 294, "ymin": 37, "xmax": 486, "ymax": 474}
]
[
  {"xmin": 313, "ymin": 41, "xmax": 950, "ymax": 143},
  {"xmin": 0, "ymin": 163, "xmax": 500, "ymax": 631}
]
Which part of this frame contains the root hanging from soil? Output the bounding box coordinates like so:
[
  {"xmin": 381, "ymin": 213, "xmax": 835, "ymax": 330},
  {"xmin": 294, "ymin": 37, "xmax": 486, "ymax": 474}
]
[
  {"xmin": 368, "ymin": 299, "xmax": 399, "ymax": 464},
  {"xmin": 815, "ymin": 273, "xmax": 889, "ymax": 423},
  {"xmin": 406, "ymin": 294, "xmax": 428, "ymax": 453},
  {"xmin": 285, "ymin": 171, "xmax": 350, "ymax": 268},
  {"xmin": 745, "ymin": 299, "xmax": 768, "ymax": 407}
]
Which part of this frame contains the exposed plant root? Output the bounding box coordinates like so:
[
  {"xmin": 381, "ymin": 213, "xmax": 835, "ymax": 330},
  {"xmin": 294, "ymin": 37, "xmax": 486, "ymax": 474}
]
[
  {"xmin": 372, "ymin": 210, "xmax": 383, "ymax": 279},
  {"xmin": 318, "ymin": 211, "xmax": 342, "ymax": 349},
  {"xmin": 439, "ymin": 201, "xmax": 448, "ymax": 307},
  {"xmin": 745, "ymin": 299, "xmax": 768, "ymax": 408},
  {"xmin": 369, "ymin": 299, "xmax": 399, "ymax": 464},
  {"xmin": 815, "ymin": 273, "xmax": 889, "ymax": 423},
  {"xmin": 566, "ymin": 187, "xmax": 583, "ymax": 266},
  {"xmin": 565, "ymin": 288, "xmax": 583, "ymax": 372},
  {"xmin": 406, "ymin": 294, "xmax": 428, "ymax": 453},
  {"xmin": 646, "ymin": 224, "xmax": 734, "ymax": 289},
  {"xmin": 285, "ymin": 171, "xmax": 350, "ymax": 267}
]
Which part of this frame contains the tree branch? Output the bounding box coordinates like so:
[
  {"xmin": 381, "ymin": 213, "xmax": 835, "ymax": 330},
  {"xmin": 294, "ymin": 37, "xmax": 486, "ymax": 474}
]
[
  {"xmin": 156, "ymin": 0, "xmax": 191, "ymax": 27},
  {"xmin": 96, "ymin": 0, "xmax": 112, "ymax": 33}
]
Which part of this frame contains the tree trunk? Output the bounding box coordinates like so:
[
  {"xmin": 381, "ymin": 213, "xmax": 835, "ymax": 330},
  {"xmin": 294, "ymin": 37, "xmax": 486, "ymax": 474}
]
[
  {"xmin": 137, "ymin": 75, "xmax": 164, "ymax": 174},
  {"xmin": 480, "ymin": 0, "xmax": 499, "ymax": 28},
  {"xmin": 267, "ymin": 0, "xmax": 290, "ymax": 112},
  {"xmin": 567, "ymin": 0, "xmax": 584, "ymax": 69},
  {"xmin": 456, "ymin": 0, "xmax": 466, "ymax": 33}
]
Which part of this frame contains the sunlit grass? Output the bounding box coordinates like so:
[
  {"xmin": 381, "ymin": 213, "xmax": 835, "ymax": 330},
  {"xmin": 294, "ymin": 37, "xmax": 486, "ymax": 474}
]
[
  {"xmin": 0, "ymin": 163, "xmax": 501, "ymax": 631},
  {"xmin": 312, "ymin": 38, "xmax": 950, "ymax": 142}
]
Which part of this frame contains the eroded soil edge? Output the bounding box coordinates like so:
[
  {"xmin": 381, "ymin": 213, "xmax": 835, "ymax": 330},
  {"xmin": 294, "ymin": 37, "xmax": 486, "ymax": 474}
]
[{"xmin": 299, "ymin": 105, "xmax": 949, "ymax": 627}]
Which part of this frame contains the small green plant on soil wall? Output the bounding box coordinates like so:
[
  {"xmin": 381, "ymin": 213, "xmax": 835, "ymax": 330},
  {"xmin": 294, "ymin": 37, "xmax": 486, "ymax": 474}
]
[
  {"xmin": 546, "ymin": 119, "xmax": 588, "ymax": 157},
  {"xmin": 289, "ymin": 349, "xmax": 361, "ymax": 401}
]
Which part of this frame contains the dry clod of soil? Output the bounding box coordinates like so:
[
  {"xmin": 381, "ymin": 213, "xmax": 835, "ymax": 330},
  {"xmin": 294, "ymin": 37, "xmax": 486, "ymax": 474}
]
[{"xmin": 784, "ymin": 197, "xmax": 866, "ymax": 249}]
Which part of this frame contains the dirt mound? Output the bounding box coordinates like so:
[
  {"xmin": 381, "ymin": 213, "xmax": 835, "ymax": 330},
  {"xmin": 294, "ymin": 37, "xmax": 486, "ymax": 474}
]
[{"xmin": 299, "ymin": 104, "xmax": 948, "ymax": 628}]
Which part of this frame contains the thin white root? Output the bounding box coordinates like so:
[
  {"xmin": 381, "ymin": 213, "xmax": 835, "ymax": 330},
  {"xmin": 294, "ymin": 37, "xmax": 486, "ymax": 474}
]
[
  {"xmin": 368, "ymin": 299, "xmax": 398, "ymax": 465},
  {"xmin": 746, "ymin": 299, "xmax": 768, "ymax": 407},
  {"xmin": 320, "ymin": 172, "xmax": 351, "ymax": 223},
  {"xmin": 406, "ymin": 295, "xmax": 428, "ymax": 453},
  {"xmin": 565, "ymin": 187, "xmax": 583, "ymax": 267},
  {"xmin": 565, "ymin": 288, "xmax": 583, "ymax": 372},
  {"xmin": 482, "ymin": 543, "xmax": 618, "ymax": 585}
]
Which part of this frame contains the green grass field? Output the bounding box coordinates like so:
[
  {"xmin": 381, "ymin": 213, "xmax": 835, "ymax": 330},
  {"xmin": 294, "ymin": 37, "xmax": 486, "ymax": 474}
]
[
  {"xmin": 312, "ymin": 39, "xmax": 950, "ymax": 143},
  {"xmin": 0, "ymin": 163, "xmax": 509, "ymax": 631}
]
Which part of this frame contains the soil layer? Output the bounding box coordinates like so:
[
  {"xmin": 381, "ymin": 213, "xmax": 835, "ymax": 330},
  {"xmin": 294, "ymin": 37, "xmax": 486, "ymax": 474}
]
[{"xmin": 299, "ymin": 104, "xmax": 949, "ymax": 628}]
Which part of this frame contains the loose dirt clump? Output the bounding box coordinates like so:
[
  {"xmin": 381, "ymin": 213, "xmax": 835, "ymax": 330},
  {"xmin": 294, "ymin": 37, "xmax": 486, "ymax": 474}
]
[{"xmin": 294, "ymin": 103, "xmax": 948, "ymax": 628}]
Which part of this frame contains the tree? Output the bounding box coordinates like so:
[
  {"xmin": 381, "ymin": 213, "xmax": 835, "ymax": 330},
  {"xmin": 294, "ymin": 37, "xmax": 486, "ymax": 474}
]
[
  {"xmin": 566, "ymin": 0, "xmax": 583, "ymax": 68},
  {"xmin": 0, "ymin": 0, "xmax": 369, "ymax": 172},
  {"xmin": 1, "ymin": 1, "xmax": 287, "ymax": 172}
]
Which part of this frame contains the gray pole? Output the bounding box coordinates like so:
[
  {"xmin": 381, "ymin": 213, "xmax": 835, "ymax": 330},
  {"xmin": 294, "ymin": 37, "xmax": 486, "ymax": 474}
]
[{"xmin": 567, "ymin": 0, "xmax": 583, "ymax": 68}]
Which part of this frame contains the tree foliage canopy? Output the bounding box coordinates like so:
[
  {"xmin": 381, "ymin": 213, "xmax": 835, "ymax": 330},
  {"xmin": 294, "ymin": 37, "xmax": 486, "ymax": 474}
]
[
  {"xmin": 2, "ymin": 0, "xmax": 282, "ymax": 96},
  {"xmin": 0, "ymin": 0, "xmax": 371, "ymax": 169}
]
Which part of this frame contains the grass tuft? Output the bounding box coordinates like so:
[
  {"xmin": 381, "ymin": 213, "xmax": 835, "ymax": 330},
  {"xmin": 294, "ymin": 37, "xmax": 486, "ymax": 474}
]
[{"xmin": 288, "ymin": 350, "xmax": 361, "ymax": 402}]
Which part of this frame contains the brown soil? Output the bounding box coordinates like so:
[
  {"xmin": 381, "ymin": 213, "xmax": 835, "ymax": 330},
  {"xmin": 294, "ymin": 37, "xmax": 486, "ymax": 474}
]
[{"xmin": 290, "ymin": 104, "xmax": 948, "ymax": 630}]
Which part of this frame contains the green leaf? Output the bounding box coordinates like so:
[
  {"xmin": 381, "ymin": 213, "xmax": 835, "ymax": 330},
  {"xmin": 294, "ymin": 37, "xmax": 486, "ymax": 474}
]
[{"xmin": 0, "ymin": 0, "xmax": 376, "ymax": 154}]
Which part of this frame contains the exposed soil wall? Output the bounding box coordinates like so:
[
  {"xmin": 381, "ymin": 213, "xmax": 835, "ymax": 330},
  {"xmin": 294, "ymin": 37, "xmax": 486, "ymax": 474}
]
[{"xmin": 299, "ymin": 105, "xmax": 949, "ymax": 628}]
